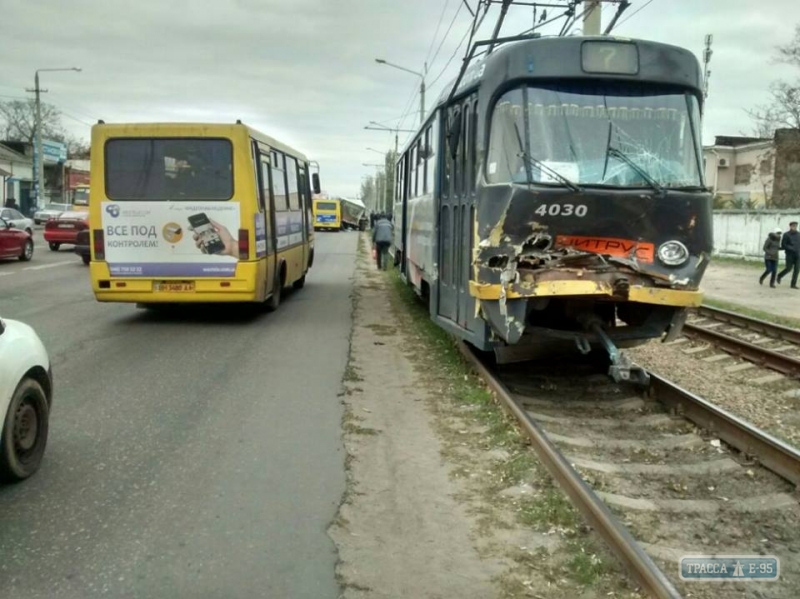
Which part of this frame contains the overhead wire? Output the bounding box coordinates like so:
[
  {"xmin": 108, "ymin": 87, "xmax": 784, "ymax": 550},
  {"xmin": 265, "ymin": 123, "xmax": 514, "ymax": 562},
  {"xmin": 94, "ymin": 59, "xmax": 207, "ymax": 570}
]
[
  {"xmin": 427, "ymin": 0, "xmax": 489, "ymax": 89},
  {"xmin": 428, "ymin": 1, "xmax": 465, "ymax": 71},
  {"xmin": 612, "ymin": 0, "xmax": 655, "ymax": 30},
  {"xmin": 424, "ymin": 0, "xmax": 452, "ymax": 66},
  {"xmin": 398, "ymin": 1, "xmax": 488, "ymax": 150},
  {"xmin": 389, "ymin": 0, "xmax": 457, "ymax": 136}
]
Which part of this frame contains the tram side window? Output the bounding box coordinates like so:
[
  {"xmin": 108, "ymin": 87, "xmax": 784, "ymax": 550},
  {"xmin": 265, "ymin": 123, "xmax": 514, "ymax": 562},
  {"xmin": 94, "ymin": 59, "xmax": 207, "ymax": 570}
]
[
  {"xmin": 469, "ymin": 102, "xmax": 478, "ymax": 192},
  {"xmin": 410, "ymin": 145, "xmax": 417, "ymax": 199},
  {"xmin": 442, "ymin": 113, "xmax": 451, "ymax": 196},
  {"xmin": 285, "ymin": 155, "xmax": 300, "ymax": 211},
  {"xmin": 462, "ymin": 105, "xmax": 470, "ymax": 194},
  {"xmin": 452, "ymin": 109, "xmax": 462, "ymax": 196},
  {"xmin": 425, "ymin": 124, "xmax": 436, "ymax": 195},
  {"xmin": 401, "ymin": 155, "xmax": 408, "ymax": 201},
  {"xmin": 271, "ymin": 151, "xmax": 288, "ymax": 211},
  {"xmin": 396, "ymin": 156, "xmax": 404, "ymax": 203},
  {"xmin": 415, "ymin": 140, "xmax": 423, "ymax": 197},
  {"xmin": 420, "ymin": 132, "xmax": 427, "ymax": 194},
  {"xmin": 441, "ymin": 205, "xmax": 450, "ymax": 283}
]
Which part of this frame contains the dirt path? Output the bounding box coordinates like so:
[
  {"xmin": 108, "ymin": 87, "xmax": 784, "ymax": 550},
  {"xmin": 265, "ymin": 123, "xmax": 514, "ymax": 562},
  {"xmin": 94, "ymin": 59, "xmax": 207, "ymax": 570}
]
[
  {"xmin": 703, "ymin": 262, "xmax": 799, "ymax": 320},
  {"xmin": 329, "ymin": 252, "xmax": 507, "ymax": 598}
]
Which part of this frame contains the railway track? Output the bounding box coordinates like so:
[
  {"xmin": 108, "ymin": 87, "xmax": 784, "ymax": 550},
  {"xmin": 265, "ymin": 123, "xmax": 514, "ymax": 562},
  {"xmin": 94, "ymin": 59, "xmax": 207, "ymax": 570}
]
[
  {"xmin": 682, "ymin": 306, "xmax": 800, "ymax": 379},
  {"xmin": 459, "ymin": 344, "xmax": 800, "ymax": 598}
]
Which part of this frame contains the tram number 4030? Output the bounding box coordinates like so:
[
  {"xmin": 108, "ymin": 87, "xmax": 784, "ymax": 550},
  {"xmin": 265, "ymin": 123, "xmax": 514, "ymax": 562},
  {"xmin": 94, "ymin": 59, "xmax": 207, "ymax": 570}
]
[{"xmin": 534, "ymin": 203, "xmax": 588, "ymax": 217}]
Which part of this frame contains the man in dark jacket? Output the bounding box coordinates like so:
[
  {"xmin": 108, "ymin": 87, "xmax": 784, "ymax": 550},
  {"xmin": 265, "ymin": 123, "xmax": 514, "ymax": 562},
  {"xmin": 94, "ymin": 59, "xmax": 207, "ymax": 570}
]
[
  {"xmin": 777, "ymin": 221, "xmax": 800, "ymax": 289},
  {"xmin": 760, "ymin": 228, "xmax": 782, "ymax": 287},
  {"xmin": 372, "ymin": 216, "xmax": 393, "ymax": 271}
]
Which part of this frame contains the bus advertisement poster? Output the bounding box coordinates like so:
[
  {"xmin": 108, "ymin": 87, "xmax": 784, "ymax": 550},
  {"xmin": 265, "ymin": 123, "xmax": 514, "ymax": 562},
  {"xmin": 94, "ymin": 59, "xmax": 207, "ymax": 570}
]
[{"xmin": 100, "ymin": 201, "xmax": 241, "ymax": 277}]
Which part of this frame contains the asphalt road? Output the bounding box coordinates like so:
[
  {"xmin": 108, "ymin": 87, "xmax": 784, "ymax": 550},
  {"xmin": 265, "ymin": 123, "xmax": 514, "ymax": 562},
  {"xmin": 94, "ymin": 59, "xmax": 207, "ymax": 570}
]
[{"xmin": 0, "ymin": 230, "xmax": 356, "ymax": 598}]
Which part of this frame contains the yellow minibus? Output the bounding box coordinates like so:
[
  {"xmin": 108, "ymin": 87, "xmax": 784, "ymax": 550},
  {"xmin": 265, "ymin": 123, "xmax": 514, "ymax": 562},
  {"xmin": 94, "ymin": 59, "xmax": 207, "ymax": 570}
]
[
  {"xmin": 312, "ymin": 197, "xmax": 341, "ymax": 231},
  {"xmin": 88, "ymin": 122, "xmax": 319, "ymax": 310}
]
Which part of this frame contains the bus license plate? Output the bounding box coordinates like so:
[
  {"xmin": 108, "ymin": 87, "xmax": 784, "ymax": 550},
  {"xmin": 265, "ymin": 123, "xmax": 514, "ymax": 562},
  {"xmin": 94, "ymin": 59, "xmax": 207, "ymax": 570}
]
[{"xmin": 153, "ymin": 281, "xmax": 195, "ymax": 292}]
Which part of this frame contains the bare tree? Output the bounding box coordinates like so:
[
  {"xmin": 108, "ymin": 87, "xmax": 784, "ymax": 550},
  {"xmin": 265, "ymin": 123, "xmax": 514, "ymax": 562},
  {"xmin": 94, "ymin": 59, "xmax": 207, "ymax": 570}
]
[
  {"xmin": 0, "ymin": 99, "xmax": 66, "ymax": 144},
  {"xmin": 749, "ymin": 24, "xmax": 800, "ymax": 133},
  {"xmin": 64, "ymin": 136, "xmax": 90, "ymax": 159}
]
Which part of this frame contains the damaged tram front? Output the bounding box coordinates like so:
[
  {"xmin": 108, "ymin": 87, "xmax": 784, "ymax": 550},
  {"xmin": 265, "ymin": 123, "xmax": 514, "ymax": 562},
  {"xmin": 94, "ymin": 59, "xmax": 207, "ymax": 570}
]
[{"xmin": 394, "ymin": 36, "xmax": 711, "ymax": 384}]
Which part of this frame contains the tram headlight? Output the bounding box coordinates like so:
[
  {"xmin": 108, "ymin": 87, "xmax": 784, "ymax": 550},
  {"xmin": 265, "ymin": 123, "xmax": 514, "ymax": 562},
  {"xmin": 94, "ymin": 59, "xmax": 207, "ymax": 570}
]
[{"xmin": 657, "ymin": 240, "xmax": 690, "ymax": 266}]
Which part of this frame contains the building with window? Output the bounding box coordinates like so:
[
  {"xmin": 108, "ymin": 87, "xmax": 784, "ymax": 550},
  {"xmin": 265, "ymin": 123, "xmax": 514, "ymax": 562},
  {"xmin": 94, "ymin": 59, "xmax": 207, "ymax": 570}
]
[
  {"xmin": 704, "ymin": 129, "xmax": 800, "ymax": 208},
  {"xmin": 0, "ymin": 143, "xmax": 33, "ymax": 212}
]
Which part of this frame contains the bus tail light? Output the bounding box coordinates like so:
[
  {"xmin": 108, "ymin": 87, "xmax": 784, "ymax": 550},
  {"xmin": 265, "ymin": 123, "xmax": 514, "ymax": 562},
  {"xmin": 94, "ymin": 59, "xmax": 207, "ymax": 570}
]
[
  {"xmin": 238, "ymin": 229, "xmax": 249, "ymax": 259},
  {"xmin": 93, "ymin": 229, "xmax": 105, "ymax": 260}
]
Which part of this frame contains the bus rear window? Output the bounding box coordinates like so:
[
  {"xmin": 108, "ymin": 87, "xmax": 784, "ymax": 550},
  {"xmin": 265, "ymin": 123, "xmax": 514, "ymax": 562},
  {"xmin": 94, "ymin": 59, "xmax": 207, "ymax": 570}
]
[
  {"xmin": 105, "ymin": 138, "xmax": 233, "ymax": 200},
  {"xmin": 316, "ymin": 202, "xmax": 337, "ymax": 211}
]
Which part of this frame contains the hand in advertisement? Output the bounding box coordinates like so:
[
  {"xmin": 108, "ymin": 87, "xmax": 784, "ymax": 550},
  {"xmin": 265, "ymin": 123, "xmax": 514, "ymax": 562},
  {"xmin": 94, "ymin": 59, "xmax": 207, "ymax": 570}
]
[{"xmin": 192, "ymin": 219, "xmax": 238, "ymax": 258}]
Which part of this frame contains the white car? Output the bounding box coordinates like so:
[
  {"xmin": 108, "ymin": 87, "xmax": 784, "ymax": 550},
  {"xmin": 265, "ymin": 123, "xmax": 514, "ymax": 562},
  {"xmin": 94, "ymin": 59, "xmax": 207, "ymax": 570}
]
[
  {"xmin": 0, "ymin": 208, "xmax": 34, "ymax": 236},
  {"xmin": 33, "ymin": 203, "xmax": 71, "ymax": 225},
  {"xmin": 0, "ymin": 317, "xmax": 52, "ymax": 482}
]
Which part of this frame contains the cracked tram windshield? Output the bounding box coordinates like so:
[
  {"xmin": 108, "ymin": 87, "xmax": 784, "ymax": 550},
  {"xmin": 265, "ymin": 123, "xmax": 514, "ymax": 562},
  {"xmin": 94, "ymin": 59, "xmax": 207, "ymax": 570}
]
[{"xmin": 487, "ymin": 83, "xmax": 704, "ymax": 189}]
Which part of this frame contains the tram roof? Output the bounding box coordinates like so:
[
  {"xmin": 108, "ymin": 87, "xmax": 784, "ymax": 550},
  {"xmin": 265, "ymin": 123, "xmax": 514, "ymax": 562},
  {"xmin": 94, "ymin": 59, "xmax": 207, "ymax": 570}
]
[{"xmin": 432, "ymin": 35, "xmax": 703, "ymax": 110}]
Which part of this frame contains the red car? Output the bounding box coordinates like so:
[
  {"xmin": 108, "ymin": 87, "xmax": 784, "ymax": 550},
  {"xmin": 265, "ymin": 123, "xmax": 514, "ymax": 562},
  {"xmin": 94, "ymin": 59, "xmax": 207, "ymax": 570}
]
[
  {"xmin": 44, "ymin": 211, "xmax": 89, "ymax": 251},
  {"xmin": 0, "ymin": 217, "xmax": 34, "ymax": 262}
]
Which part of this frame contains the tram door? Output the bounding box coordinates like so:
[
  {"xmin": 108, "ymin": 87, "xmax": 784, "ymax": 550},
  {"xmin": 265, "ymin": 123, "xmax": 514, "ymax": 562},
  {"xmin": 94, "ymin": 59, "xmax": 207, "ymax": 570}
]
[{"xmin": 438, "ymin": 97, "xmax": 477, "ymax": 330}]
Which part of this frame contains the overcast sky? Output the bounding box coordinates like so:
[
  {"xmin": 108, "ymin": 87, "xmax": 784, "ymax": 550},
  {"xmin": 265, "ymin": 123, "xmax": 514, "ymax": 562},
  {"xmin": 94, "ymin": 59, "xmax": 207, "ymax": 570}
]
[{"xmin": 2, "ymin": 0, "xmax": 797, "ymax": 198}]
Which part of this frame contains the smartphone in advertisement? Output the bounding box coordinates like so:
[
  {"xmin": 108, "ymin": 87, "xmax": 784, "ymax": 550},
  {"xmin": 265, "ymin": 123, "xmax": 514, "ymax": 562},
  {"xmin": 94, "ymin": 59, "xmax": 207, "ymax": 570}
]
[{"xmin": 188, "ymin": 213, "xmax": 226, "ymax": 255}]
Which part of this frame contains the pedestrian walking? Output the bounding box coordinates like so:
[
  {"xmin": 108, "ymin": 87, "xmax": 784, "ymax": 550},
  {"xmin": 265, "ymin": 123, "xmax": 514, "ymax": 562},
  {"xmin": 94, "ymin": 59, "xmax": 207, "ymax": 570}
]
[
  {"xmin": 372, "ymin": 215, "xmax": 393, "ymax": 271},
  {"xmin": 777, "ymin": 221, "xmax": 800, "ymax": 289},
  {"xmin": 760, "ymin": 228, "xmax": 782, "ymax": 288}
]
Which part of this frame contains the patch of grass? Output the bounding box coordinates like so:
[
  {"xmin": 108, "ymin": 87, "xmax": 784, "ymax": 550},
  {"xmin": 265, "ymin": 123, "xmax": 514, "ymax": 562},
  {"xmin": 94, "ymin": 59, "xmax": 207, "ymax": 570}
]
[
  {"xmin": 518, "ymin": 488, "xmax": 582, "ymax": 531},
  {"xmin": 343, "ymin": 422, "xmax": 380, "ymax": 436},
  {"xmin": 499, "ymin": 452, "xmax": 538, "ymax": 487},
  {"xmin": 563, "ymin": 538, "xmax": 614, "ymax": 587},
  {"xmin": 364, "ymin": 323, "xmax": 398, "ymax": 336},
  {"xmin": 703, "ymin": 298, "xmax": 800, "ymax": 329},
  {"xmin": 710, "ymin": 254, "xmax": 763, "ymax": 269},
  {"xmin": 343, "ymin": 363, "xmax": 363, "ymax": 382}
]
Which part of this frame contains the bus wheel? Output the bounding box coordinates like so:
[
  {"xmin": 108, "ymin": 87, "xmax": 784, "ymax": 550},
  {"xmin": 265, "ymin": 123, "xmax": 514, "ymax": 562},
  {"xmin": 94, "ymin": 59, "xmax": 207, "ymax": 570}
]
[
  {"xmin": 293, "ymin": 275, "xmax": 306, "ymax": 290},
  {"xmin": 266, "ymin": 271, "xmax": 282, "ymax": 312}
]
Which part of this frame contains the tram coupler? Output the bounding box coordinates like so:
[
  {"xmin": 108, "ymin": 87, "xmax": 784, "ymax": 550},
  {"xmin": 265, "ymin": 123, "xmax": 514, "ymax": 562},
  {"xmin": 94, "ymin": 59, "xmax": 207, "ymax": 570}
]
[{"xmin": 586, "ymin": 323, "xmax": 650, "ymax": 387}]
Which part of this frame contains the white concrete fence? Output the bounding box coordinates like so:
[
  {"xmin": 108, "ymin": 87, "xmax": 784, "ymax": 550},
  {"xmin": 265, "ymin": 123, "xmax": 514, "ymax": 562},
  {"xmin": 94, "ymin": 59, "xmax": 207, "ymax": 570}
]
[{"xmin": 712, "ymin": 210, "xmax": 800, "ymax": 260}]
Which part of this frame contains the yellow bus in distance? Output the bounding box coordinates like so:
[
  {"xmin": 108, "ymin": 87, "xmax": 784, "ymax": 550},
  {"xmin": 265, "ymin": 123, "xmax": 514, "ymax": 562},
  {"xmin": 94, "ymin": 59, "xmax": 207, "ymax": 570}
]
[
  {"xmin": 71, "ymin": 185, "xmax": 90, "ymax": 212},
  {"xmin": 312, "ymin": 197, "xmax": 341, "ymax": 231},
  {"xmin": 88, "ymin": 122, "xmax": 320, "ymax": 309}
]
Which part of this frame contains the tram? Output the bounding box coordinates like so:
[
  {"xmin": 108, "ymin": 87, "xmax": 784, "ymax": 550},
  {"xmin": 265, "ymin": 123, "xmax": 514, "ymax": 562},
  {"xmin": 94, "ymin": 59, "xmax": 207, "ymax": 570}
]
[{"xmin": 393, "ymin": 35, "xmax": 711, "ymax": 384}]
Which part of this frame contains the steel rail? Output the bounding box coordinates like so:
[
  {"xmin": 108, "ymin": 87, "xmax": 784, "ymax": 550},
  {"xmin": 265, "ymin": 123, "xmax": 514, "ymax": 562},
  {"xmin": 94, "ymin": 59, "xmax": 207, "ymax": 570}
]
[
  {"xmin": 695, "ymin": 305, "xmax": 800, "ymax": 346},
  {"xmin": 458, "ymin": 343, "xmax": 682, "ymax": 599},
  {"xmin": 682, "ymin": 322, "xmax": 800, "ymax": 379},
  {"xmin": 650, "ymin": 373, "xmax": 800, "ymax": 487}
]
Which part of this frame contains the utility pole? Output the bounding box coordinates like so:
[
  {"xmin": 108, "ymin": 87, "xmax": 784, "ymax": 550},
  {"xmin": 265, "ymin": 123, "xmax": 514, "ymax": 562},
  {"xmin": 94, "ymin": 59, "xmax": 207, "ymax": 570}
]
[
  {"xmin": 26, "ymin": 67, "xmax": 81, "ymax": 210},
  {"xmin": 26, "ymin": 73, "xmax": 46, "ymax": 210},
  {"xmin": 583, "ymin": 1, "xmax": 602, "ymax": 35},
  {"xmin": 702, "ymin": 34, "xmax": 713, "ymax": 100}
]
